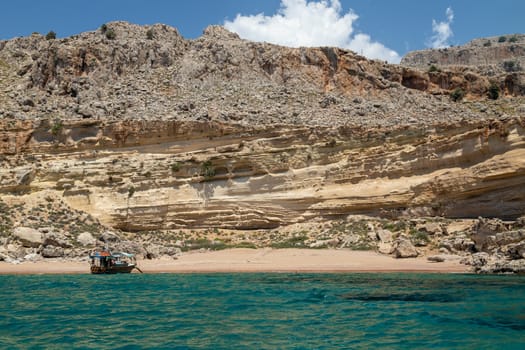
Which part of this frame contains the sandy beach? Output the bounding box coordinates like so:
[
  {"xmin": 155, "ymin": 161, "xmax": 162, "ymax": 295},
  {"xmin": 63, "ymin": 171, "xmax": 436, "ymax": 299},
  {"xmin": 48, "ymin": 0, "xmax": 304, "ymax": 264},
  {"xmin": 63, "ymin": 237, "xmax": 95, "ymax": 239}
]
[{"xmin": 0, "ymin": 248, "xmax": 468, "ymax": 274}]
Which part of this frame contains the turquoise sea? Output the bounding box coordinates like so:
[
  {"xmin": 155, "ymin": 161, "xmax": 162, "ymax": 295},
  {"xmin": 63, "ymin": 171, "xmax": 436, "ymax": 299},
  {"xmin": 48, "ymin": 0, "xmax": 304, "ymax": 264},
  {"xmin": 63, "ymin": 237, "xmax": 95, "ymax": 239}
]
[{"xmin": 1, "ymin": 273, "xmax": 524, "ymax": 349}]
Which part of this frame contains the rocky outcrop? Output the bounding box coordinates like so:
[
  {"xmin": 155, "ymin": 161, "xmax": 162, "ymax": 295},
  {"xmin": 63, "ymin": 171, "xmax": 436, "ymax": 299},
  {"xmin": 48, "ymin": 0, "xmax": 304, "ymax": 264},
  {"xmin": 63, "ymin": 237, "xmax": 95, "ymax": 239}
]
[
  {"xmin": 12, "ymin": 227, "xmax": 43, "ymax": 248},
  {"xmin": 401, "ymin": 34, "xmax": 525, "ymax": 98},
  {"xmin": 401, "ymin": 34, "xmax": 525, "ymax": 69},
  {"xmin": 464, "ymin": 252, "xmax": 525, "ymax": 274},
  {"xmin": 1, "ymin": 22, "xmax": 522, "ymax": 130}
]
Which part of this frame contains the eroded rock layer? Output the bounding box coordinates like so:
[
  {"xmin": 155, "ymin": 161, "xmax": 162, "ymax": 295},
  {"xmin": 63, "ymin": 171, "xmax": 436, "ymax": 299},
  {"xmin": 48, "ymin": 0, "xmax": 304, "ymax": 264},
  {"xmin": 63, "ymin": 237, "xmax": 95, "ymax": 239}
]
[{"xmin": 2, "ymin": 116, "xmax": 524, "ymax": 231}]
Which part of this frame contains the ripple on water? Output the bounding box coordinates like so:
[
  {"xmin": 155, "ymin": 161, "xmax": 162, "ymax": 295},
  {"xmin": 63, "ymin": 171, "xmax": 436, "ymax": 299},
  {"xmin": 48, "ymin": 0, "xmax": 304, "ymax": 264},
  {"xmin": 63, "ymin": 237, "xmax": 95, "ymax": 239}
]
[{"xmin": 0, "ymin": 273, "xmax": 524, "ymax": 349}]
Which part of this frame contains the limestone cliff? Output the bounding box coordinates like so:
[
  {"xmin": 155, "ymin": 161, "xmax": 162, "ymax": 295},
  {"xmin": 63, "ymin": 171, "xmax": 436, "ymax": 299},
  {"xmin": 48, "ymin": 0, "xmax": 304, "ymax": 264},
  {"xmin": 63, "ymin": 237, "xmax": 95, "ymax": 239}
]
[
  {"xmin": 0, "ymin": 22, "xmax": 524, "ymax": 271},
  {"xmin": 401, "ymin": 34, "xmax": 525, "ymax": 97}
]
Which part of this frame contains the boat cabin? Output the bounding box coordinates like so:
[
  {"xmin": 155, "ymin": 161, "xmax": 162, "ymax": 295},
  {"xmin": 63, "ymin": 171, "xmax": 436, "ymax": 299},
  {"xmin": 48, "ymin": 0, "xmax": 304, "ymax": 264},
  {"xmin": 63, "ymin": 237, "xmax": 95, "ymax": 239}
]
[{"xmin": 89, "ymin": 249, "xmax": 139, "ymax": 274}]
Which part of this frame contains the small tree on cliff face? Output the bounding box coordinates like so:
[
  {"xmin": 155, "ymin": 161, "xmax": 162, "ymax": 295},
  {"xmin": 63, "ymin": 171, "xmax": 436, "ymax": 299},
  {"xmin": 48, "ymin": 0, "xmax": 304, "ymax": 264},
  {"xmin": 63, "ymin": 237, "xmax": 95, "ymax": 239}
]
[
  {"xmin": 100, "ymin": 23, "xmax": 116, "ymax": 40},
  {"xmin": 488, "ymin": 83, "xmax": 500, "ymax": 100},
  {"xmin": 45, "ymin": 31, "xmax": 56, "ymax": 40},
  {"xmin": 51, "ymin": 119, "xmax": 63, "ymax": 136},
  {"xmin": 105, "ymin": 28, "xmax": 116, "ymax": 40},
  {"xmin": 428, "ymin": 65, "xmax": 439, "ymax": 73},
  {"xmin": 146, "ymin": 28, "xmax": 155, "ymax": 40},
  {"xmin": 128, "ymin": 186, "xmax": 135, "ymax": 198},
  {"xmin": 201, "ymin": 160, "xmax": 216, "ymax": 180},
  {"xmin": 450, "ymin": 88, "xmax": 465, "ymax": 102}
]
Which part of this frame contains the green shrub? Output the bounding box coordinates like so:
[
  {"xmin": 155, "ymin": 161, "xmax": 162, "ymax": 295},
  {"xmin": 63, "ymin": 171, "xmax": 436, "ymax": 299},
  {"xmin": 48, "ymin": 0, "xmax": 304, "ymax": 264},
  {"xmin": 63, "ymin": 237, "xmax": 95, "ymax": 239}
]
[
  {"xmin": 201, "ymin": 160, "xmax": 216, "ymax": 179},
  {"xmin": 488, "ymin": 83, "xmax": 500, "ymax": 100},
  {"xmin": 51, "ymin": 119, "xmax": 63, "ymax": 135},
  {"xmin": 509, "ymin": 35, "xmax": 518, "ymax": 43},
  {"xmin": 450, "ymin": 88, "xmax": 465, "ymax": 102},
  {"xmin": 503, "ymin": 60, "xmax": 521, "ymax": 72},
  {"xmin": 271, "ymin": 236, "xmax": 308, "ymax": 248},
  {"xmin": 45, "ymin": 31, "xmax": 56, "ymax": 40},
  {"xmin": 100, "ymin": 23, "xmax": 108, "ymax": 33},
  {"xmin": 105, "ymin": 28, "xmax": 116, "ymax": 40},
  {"xmin": 170, "ymin": 162, "xmax": 180, "ymax": 172},
  {"xmin": 410, "ymin": 230, "xmax": 430, "ymax": 246},
  {"xmin": 146, "ymin": 28, "xmax": 155, "ymax": 40},
  {"xmin": 498, "ymin": 36, "xmax": 507, "ymax": 43},
  {"xmin": 182, "ymin": 239, "xmax": 227, "ymax": 251},
  {"xmin": 232, "ymin": 242, "xmax": 257, "ymax": 249},
  {"xmin": 382, "ymin": 220, "xmax": 407, "ymax": 232},
  {"xmin": 128, "ymin": 186, "xmax": 135, "ymax": 198},
  {"xmin": 411, "ymin": 230, "xmax": 429, "ymax": 242},
  {"xmin": 428, "ymin": 64, "xmax": 439, "ymax": 73},
  {"xmin": 349, "ymin": 242, "xmax": 374, "ymax": 251}
]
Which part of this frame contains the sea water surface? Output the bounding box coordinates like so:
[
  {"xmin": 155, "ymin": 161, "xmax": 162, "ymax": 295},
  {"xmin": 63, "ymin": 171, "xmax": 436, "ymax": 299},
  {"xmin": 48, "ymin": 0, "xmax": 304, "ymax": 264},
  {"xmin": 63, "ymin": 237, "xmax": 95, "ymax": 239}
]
[{"xmin": 1, "ymin": 273, "xmax": 524, "ymax": 349}]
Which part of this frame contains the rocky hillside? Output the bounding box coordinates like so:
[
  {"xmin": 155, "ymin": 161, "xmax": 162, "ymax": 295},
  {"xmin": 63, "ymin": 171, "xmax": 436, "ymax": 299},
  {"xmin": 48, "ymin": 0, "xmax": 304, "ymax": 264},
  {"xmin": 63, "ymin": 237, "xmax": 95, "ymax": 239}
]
[
  {"xmin": 402, "ymin": 34, "xmax": 524, "ymax": 69},
  {"xmin": 401, "ymin": 34, "xmax": 525, "ymax": 98},
  {"xmin": 1, "ymin": 22, "xmax": 524, "ymax": 272}
]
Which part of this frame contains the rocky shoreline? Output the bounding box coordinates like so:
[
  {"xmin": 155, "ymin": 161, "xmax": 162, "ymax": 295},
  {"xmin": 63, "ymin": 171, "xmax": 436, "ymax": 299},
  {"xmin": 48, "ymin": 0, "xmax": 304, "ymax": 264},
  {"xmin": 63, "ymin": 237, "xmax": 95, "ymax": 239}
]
[{"xmin": 2, "ymin": 208, "xmax": 524, "ymax": 273}]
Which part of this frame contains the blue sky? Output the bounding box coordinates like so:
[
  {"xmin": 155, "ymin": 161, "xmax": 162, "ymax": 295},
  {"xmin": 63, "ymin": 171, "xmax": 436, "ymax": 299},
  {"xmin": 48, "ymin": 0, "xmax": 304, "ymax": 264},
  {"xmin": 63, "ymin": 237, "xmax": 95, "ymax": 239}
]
[{"xmin": 0, "ymin": 0, "xmax": 523, "ymax": 62}]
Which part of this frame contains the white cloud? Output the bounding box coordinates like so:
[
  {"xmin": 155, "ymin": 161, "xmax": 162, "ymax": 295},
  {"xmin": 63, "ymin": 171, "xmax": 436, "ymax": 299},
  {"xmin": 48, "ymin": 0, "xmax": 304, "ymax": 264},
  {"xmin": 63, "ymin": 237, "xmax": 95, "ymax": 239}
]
[
  {"xmin": 224, "ymin": 0, "xmax": 400, "ymax": 63},
  {"xmin": 429, "ymin": 7, "xmax": 454, "ymax": 48}
]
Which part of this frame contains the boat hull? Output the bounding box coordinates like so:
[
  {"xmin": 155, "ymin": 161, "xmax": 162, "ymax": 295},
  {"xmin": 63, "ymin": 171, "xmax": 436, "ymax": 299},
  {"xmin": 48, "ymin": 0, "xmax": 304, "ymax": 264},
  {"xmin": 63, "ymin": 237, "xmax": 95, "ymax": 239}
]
[{"xmin": 90, "ymin": 265, "xmax": 136, "ymax": 274}]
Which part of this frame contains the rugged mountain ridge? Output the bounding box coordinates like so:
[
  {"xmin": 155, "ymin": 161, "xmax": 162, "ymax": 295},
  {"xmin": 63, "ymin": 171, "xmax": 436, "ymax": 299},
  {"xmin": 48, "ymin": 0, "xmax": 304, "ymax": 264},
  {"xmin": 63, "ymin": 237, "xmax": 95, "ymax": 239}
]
[
  {"xmin": 1, "ymin": 22, "xmax": 524, "ymax": 272},
  {"xmin": 1, "ymin": 22, "xmax": 523, "ymax": 126},
  {"xmin": 401, "ymin": 34, "xmax": 525, "ymax": 97},
  {"xmin": 402, "ymin": 34, "xmax": 525, "ymax": 69}
]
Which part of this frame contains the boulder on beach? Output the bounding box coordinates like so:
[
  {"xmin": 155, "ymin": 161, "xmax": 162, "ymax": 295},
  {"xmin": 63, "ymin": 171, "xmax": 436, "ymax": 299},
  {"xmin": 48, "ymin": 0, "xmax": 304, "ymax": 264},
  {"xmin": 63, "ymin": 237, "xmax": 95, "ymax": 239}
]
[
  {"xmin": 13, "ymin": 227, "xmax": 43, "ymax": 248},
  {"xmin": 392, "ymin": 238, "xmax": 418, "ymax": 258},
  {"xmin": 41, "ymin": 245, "xmax": 65, "ymax": 258},
  {"xmin": 77, "ymin": 232, "xmax": 96, "ymax": 247}
]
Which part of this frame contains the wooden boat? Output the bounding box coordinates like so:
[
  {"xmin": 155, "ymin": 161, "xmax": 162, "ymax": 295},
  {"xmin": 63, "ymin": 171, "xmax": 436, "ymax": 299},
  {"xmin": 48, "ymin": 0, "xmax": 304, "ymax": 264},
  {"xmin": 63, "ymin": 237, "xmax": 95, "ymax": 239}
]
[{"xmin": 89, "ymin": 249, "xmax": 142, "ymax": 274}]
